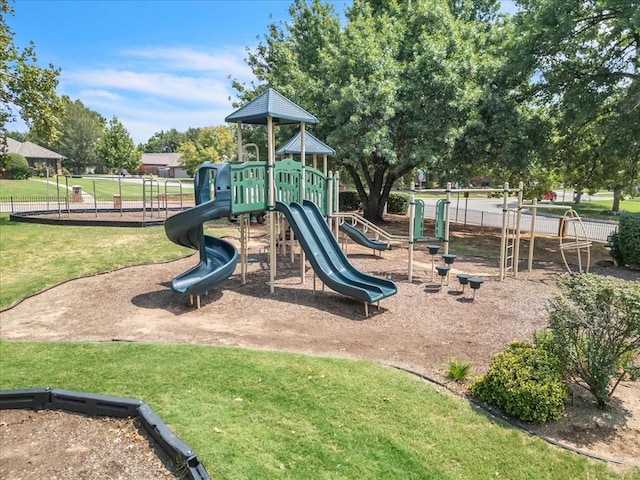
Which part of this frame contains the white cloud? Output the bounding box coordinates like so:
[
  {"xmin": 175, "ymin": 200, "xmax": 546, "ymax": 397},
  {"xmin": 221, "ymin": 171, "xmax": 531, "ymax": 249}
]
[
  {"xmin": 76, "ymin": 90, "xmax": 235, "ymax": 143},
  {"xmin": 118, "ymin": 106, "xmax": 234, "ymax": 145},
  {"xmin": 121, "ymin": 46, "xmax": 254, "ymax": 79},
  {"xmin": 54, "ymin": 43, "xmax": 256, "ymax": 143},
  {"xmin": 77, "ymin": 89, "xmax": 123, "ymax": 101},
  {"xmin": 66, "ymin": 69, "xmax": 233, "ymax": 105}
]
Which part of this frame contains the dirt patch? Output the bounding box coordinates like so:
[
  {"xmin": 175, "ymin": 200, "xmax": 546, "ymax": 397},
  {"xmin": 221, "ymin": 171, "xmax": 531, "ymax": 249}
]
[
  {"xmin": 0, "ymin": 409, "xmax": 182, "ymax": 479},
  {"xmin": 1, "ymin": 217, "xmax": 639, "ymax": 474}
]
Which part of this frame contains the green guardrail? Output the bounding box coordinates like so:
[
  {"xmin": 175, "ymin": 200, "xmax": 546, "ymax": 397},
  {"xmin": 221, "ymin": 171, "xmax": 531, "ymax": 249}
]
[
  {"xmin": 229, "ymin": 160, "xmax": 328, "ymax": 215},
  {"xmin": 413, "ymin": 199, "xmax": 424, "ymax": 241},
  {"xmin": 435, "ymin": 198, "xmax": 447, "ymax": 239}
]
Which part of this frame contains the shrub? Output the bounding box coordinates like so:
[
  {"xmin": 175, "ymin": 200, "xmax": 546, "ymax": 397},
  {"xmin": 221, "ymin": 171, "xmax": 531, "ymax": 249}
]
[
  {"xmin": 445, "ymin": 359, "xmax": 472, "ymax": 382},
  {"xmin": 617, "ymin": 213, "xmax": 640, "ymax": 269},
  {"xmin": 387, "ymin": 192, "xmax": 410, "ymax": 214},
  {"xmin": 4, "ymin": 152, "xmax": 31, "ymax": 179},
  {"xmin": 606, "ymin": 230, "xmax": 624, "ymax": 266},
  {"xmin": 469, "ymin": 341, "xmax": 568, "ymax": 422},
  {"xmin": 546, "ymin": 273, "xmax": 640, "ymax": 407},
  {"xmin": 337, "ymin": 191, "xmax": 412, "ymax": 215},
  {"xmin": 338, "ymin": 191, "xmax": 361, "ymax": 211}
]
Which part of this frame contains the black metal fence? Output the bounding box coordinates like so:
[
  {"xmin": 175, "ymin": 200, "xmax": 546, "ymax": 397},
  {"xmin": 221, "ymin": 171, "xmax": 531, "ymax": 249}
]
[
  {"xmin": 423, "ymin": 204, "xmax": 617, "ymax": 243},
  {"xmin": 1, "ymin": 191, "xmax": 617, "ymax": 242}
]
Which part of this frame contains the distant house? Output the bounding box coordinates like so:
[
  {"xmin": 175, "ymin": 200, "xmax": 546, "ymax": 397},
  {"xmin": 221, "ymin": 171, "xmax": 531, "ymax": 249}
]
[
  {"xmin": 140, "ymin": 153, "xmax": 189, "ymax": 178},
  {"xmin": 4, "ymin": 137, "xmax": 65, "ymax": 175}
]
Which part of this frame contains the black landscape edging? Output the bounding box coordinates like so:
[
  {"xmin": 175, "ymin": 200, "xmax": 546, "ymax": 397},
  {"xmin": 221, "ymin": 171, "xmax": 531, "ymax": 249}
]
[
  {"xmin": 9, "ymin": 209, "xmax": 169, "ymax": 227},
  {"xmin": 0, "ymin": 388, "xmax": 211, "ymax": 480}
]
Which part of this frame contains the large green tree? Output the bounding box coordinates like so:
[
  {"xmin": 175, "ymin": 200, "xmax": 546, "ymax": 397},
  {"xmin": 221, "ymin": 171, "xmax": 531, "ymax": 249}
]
[
  {"xmin": 177, "ymin": 125, "xmax": 235, "ymax": 176},
  {"xmin": 0, "ymin": 0, "xmax": 62, "ymax": 144},
  {"xmin": 95, "ymin": 117, "xmax": 141, "ymax": 174},
  {"xmin": 447, "ymin": 2, "xmax": 554, "ymax": 194},
  {"xmin": 139, "ymin": 128, "xmax": 188, "ymax": 153},
  {"xmin": 51, "ymin": 97, "xmax": 105, "ymax": 174},
  {"xmin": 515, "ymin": 0, "xmax": 640, "ymax": 211},
  {"xmin": 238, "ymin": 0, "xmax": 507, "ymax": 221}
]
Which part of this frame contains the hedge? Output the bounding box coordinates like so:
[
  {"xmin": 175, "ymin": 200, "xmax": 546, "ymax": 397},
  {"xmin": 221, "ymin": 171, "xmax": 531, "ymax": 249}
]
[{"xmin": 608, "ymin": 213, "xmax": 640, "ymax": 268}]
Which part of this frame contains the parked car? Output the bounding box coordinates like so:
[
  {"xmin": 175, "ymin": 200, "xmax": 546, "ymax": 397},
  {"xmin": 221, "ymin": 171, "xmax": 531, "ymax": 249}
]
[{"xmin": 539, "ymin": 191, "xmax": 557, "ymax": 202}]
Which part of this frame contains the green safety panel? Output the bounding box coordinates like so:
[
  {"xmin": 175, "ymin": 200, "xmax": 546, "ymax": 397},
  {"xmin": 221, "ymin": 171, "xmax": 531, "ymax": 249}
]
[
  {"xmin": 229, "ymin": 159, "xmax": 328, "ymax": 215},
  {"xmin": 275, "ymin": 158, "xmax": 302, "ymax": 205},
  {"xmin": 435, "ymin": 199, "xmax": 447, "ymax": 239},
  {"xmin": 305, "ymin": 167, "xmax": 327, "ymax": 213},
  {"xmin": 230, "ymin": 161, "xmax": 268, "ymax": 214},
  {"xmin": 413, "ymin": 199, "xmax": 424, "ymax": 242}
]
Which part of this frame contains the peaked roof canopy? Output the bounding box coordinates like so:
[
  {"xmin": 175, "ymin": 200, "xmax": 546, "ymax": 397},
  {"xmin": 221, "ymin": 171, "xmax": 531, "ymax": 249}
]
[
  {"xmin": 225, "ymin": 88, "xmax": 318, "ymax": 125},
  {"xmin": 276, "ymin": 131, "xmax": 335, "ymax": 156}
]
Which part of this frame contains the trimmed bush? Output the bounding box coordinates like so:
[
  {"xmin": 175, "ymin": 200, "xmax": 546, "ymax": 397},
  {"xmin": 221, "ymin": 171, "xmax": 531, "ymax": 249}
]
[
  {"xmin": 337, "ymin": 191, "xmax": 410, "ymax": 214},
  {"xmin": 470, "ymin": 341, "xmax": 568, "ymax": 422},
  {"xmin": 618, "ymin": 213, "xmax": 640, "ymax": 268},
  {"xmin": 606, "ymin": 230, "xmax": 624, "ymax": 266},
  {"xmin": 546, "ymin": 273, "xmax": 640, "ymax": 407},
  {"xmin": 4, "ymin": 152, "xmax": 31, "ymax": 179},
  {"xmin": 338, "ymin": 191, "xmax": 361, "ymax": 211},
  {"xmin": 387, "ymin": 192, "xmax": 410, "ymax": 214}
]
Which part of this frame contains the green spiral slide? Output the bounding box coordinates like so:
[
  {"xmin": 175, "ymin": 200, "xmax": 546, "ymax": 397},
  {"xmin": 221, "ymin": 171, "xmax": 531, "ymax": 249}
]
[{"xmin": 164, "ymin": 162, "xmax": 238, "ymax": 296}]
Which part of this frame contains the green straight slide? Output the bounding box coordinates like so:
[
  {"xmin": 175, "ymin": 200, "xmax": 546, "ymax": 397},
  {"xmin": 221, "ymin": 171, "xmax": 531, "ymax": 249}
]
[
  {"xmin": 339, "ymin": 221, "xmax": 390, "ymax": 251},
  {"xmin": 276, "ymin": 200, "xmax": 397, "ymax": 304}
]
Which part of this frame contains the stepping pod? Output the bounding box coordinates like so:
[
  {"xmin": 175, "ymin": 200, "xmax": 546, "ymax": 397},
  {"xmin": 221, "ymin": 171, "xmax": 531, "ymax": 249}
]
[
  {"xmin": 456, "ymin": 273, "xmax": 472, "ymax": 293},
  {"xmin": 436, "ymin": 265, "xmax": 450, "ymax": 289},
  {"xmin": 468, "ymin": 277, "xmax": 484, "ymax": 300},
  {"xmin": 442, "ymin": 254, "xmax": 456, "ymax": 265},
  {"xmin": 427, "ymin": 245, "xmax": 440, "ymax": 281}
]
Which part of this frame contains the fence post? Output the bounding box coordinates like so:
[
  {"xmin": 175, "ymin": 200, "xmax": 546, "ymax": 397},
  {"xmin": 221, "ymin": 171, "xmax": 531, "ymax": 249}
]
[{"xmin": 93, "ymin": 180, "xmax": 98, "ymax": 218}]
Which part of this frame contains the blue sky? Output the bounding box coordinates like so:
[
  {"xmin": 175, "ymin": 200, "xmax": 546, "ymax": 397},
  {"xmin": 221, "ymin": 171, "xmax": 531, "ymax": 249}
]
[{"xmin": 8, "ymin": 0, "xmax": 518, "ymax": 145}]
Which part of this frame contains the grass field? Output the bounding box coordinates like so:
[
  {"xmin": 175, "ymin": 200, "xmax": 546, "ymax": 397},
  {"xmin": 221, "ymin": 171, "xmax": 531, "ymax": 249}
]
[
  {"xmin": 0, "ymin": 177, "xmax": 193, "ymax": 200},
  {"xmin": 0, "ymin": 215, "xmax": 192, "ymax": 308},
  {"xmin": 1, "ymin": 213, "xmax": 637, "ymax": 479},
  {"xmin": 1, "ymin": 341, "xmax": 635, "ymax": 480},
  {"xmin": 553, "ymin": 198, "xmax": 640, "ymax": 219}
]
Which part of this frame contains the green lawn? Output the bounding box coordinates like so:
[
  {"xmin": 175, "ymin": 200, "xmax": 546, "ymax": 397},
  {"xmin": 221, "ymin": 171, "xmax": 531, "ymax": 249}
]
[
  {"xmin": 1, "ymin": 341, "xmax": 635, "ymax": 480},
  {"xmin": 553, "ymin": 198, "xmax": 640, "ymax": 219},
  {"xmin": 1, "ymin": 215, "xmax": 638, "ymax": 479},
  {"xmin": 0, "ymin": 177, "xmax": 193, "ymax": 200},
  {"xmin": 0, "ymin": 215, "xmax": 192, "ymax": 308},
  {"xmin": 0, "ymin": 178, "xmax": 57, "ymax": 197}
]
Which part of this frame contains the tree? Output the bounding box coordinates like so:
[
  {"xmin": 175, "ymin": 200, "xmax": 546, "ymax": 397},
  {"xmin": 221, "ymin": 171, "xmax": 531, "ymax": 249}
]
[
  {"xmin": 447, "ymin": 2, "xmax": 554, "ymax": 190},
  {"xmin": 95, "ymin": 117, "xmax": 141, "ymax": 174},
  {"xmin": 139, "ymin": 128, "xmax": 188, "ymax": 153},
  {"xmin": 514, "ymin": 0, "xmax": 640, "ymax": 212},
  {"xmin": 177, "ymin": 125, "xmax": 235, "ymax": 176},
  {"xmin": 0, "ymin": 0, "xmax": 62, "ymax": 144},
  {"xmin": 547, "ymin": 274, "xmax": 640, "ymax": 408},
  {"xmin": 5, "ymin": 151, "xmax": 30, "ymax": 178},
  {"xmin": 45, "ymin": 96, "xmax": 105, "ymax": 174},
  {"xmin": 238, "ymin": 0, "xmax": 504, "ymax": 221}
]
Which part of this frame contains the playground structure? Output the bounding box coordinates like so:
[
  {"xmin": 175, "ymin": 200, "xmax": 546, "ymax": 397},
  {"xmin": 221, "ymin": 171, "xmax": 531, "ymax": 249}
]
[
  {"xmin": 418, "ymin": 182, "xmax": 592, "ymax": 281},
  {"xmin": 164, "ymin": 89, "xmax": 397, "ymax": 315},
  {"xmin": 164, "ymin": 89, "xmax": 591, "ymax": 312}
]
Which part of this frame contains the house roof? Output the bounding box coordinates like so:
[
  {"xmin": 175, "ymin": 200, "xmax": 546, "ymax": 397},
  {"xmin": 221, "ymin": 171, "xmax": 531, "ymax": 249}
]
[
  {"xmin": 276, "ymin": 131, "xmax": 335, "ymax": 156},
  {"xmin": 140, "ymin": 152, "xmax": 182, "ymax": 168},
  {"xmin": 5, "ymin": 137, "xmax": 66, "ymax": 159},
  {"xmin": 225, "ymin": 88, "xmax": 318, "ymax": 125}
]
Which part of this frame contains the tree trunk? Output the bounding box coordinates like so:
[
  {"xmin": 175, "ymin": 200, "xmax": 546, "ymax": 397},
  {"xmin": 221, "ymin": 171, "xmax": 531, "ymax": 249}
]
[
  {"xmin": 573, "ymin": 188, "xmax": 583, "ymax": 204},
  {"xmin": 346, "ymin": 155, "xmax": 414, "ymax": 223},
  {"xmin": 346, "ymin": 156, "xmax": 388, "ymax": 223},
  {"xmin": 612, "ymin": 185, "xmax": 623, "ymax": 213}
]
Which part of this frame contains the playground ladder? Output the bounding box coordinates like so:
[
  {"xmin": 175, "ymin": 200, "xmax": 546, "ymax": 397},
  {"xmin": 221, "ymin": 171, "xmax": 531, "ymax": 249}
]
[{"xmin": 503, "ymin": 209, "xmax": 518, "ymax": 275}]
